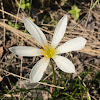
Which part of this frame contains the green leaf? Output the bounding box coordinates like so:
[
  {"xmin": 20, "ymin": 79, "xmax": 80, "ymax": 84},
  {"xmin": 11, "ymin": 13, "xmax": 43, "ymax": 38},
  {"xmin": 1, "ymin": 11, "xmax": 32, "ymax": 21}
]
[
  {"xmin": 21, "ymin": 0, "xmax": 25, "ymax": 4},
  {"xmin": 26, "ymin": 3, "xmax": 30, "ymax": 8},
  {"xmin": 68, "ymin": 5, "xmax": 81, "ymax": 20},
  {"xmin": 16, "ymin": 0, "xmax": 30, "ymax": 10},
  {"xmin": 21, "ymin": 4, "xmax": 26, "ymax": 10}
]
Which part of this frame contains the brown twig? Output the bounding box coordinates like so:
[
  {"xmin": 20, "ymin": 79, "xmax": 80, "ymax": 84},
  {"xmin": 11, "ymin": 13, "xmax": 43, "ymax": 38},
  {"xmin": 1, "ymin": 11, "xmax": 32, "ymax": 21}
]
[
  {"xmin": 3, "ymin": 70, "xmax": 64, "ymax": 89},
  {"xmin": 0, "ymin": 1, "xmax": 6, "ymax": 47}
]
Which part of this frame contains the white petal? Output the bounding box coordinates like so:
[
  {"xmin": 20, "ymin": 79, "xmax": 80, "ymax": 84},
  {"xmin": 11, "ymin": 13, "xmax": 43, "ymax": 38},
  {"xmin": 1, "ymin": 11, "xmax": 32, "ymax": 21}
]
[
  {"xmin": 30, "ymin": 57, "xmax": 50, "ymax": 83},
  {"xmin": 51, "ymin": 15, "xmax": 67, "ymax": 48},
  {"xmin": 56, "ymin": 37, "xmax": 87, "ymax": 54},
  {"xmin": 53, "ymin": 55, "xmax": 75, "ymax": 73},
  {"xmin": 23, "ymin": 17, "xmax": 48, "ymax": 47},
  {"xmin": 9, "ymin": 46, "xmax": 43, "ymax": 57}
]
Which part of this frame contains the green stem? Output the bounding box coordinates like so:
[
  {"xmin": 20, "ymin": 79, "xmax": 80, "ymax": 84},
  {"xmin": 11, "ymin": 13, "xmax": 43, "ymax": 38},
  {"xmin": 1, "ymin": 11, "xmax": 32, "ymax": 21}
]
[{"xmin": 50, "ymin": 59, "xmax": 56, "ymax": 85}]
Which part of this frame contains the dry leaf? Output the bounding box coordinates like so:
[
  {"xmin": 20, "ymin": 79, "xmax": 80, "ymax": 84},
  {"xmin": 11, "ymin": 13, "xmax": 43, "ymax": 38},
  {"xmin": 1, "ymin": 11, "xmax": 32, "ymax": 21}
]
[{"xmin": 0, "ymin": 46, "xmax": 3, "ymax": 58}]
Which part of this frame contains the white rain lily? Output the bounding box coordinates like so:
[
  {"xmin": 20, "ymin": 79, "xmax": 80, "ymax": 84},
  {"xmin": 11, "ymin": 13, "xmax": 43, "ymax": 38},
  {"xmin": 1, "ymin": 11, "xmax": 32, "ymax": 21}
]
[{"xmin": 9, "ymin": 15, "xmax": 87, "ymax": 83}]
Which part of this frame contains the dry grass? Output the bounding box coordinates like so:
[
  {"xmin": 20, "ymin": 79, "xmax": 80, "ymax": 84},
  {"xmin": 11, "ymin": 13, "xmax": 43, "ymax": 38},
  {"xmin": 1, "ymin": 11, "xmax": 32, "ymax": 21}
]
[{"xmin": 0, "ymin": 0, "xmax": 100, "ymax": 99}]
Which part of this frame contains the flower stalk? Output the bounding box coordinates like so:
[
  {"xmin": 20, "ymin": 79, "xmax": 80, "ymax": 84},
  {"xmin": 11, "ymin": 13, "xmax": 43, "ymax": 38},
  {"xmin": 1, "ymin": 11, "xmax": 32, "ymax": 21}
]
[{"xmin": 50, "ymin": 59, "xmax": 56, "ymax": 85}]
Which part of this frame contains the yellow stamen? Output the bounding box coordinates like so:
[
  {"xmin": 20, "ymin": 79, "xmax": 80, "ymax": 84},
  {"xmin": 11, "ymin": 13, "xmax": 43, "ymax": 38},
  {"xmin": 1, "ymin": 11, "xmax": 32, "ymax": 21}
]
[
  {"xmin": 40, "ymin": 49, "xmax": 46, "ymax": 52},
  {"xmin": 52, "ymin": 49, "xmax": 54, "ymax": 52},
  {"xmin": 41, "ymin": 44, "xmax": 56, "ymax": 58},
  {"xmin": 49, "ymin": 44, "xmax": 51, "ymax": 49},
  {"xmin": 43, "ymin": 44, "xmax": 47, "ymax": 49}
]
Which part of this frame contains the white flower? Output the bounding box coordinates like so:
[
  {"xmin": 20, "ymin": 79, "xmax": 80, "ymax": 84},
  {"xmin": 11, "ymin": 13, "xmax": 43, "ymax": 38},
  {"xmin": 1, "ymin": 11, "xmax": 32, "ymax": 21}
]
[{"xmin": 9, "ymin": 15, "xmax": 87, "ymax": 83}]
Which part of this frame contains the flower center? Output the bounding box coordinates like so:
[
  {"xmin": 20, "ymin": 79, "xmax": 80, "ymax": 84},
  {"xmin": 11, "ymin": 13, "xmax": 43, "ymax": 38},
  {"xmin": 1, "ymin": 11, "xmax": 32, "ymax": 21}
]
[{"xmin": 41, "ymin": 44, "xmax": 56, "ymax": 58}]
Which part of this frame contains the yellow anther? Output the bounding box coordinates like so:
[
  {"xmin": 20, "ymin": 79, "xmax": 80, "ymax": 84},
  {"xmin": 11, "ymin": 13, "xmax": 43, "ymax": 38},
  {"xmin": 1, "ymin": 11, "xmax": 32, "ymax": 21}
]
[
  {"xmin": 44, "ymin": 54, "xmax": 46, "ymax": 56},
  {"xmin": 43, "ymin": 44, "xmax": 47, "ymax": 49},
  {"xmin": 52, "ymin": 49, "xmax": 54, "ymax": 52},
  {"xmin": 41, "ymin": 44, "xmax": 56, "ymax": 58},
  {"xmin": 49, "ymin": 44, "xmax": 51, "ymax": 49},
  {"xmin": 40, "ymin": 49, "xmax": 46, "ymax": 52}
]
